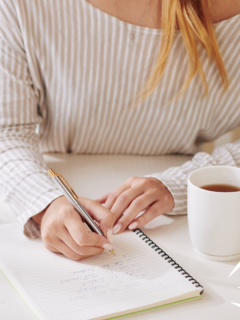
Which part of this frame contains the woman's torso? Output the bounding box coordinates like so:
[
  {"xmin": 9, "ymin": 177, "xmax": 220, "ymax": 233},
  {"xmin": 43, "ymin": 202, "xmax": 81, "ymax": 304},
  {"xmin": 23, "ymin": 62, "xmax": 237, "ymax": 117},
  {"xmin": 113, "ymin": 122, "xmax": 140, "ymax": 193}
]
[{"xmin": 15, "ymin": 0, "xmax": 240, "ymax": 155}]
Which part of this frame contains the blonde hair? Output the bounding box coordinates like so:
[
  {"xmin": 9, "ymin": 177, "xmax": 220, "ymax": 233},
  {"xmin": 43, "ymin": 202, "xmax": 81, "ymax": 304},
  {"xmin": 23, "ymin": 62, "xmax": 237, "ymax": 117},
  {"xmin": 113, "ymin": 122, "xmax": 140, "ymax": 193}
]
[{"xmin": 141, "ymin": 0, "xmax": 229, "ymax": 103}]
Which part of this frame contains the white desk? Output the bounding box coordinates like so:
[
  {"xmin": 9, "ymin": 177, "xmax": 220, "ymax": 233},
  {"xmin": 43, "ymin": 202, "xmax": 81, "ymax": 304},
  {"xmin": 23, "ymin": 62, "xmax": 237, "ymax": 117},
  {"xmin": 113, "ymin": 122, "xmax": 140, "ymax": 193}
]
[{"xmin": 0, "ymin": 154, "xmax": 240, "ymax": 320}]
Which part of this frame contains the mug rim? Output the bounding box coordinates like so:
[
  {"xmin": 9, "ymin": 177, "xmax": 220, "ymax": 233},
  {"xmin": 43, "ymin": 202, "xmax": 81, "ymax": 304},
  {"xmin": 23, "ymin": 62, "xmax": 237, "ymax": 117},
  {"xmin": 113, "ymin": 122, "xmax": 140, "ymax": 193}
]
[{"xmin": 188, "ymin": 166, "xmax": 240, "ymax": 193}]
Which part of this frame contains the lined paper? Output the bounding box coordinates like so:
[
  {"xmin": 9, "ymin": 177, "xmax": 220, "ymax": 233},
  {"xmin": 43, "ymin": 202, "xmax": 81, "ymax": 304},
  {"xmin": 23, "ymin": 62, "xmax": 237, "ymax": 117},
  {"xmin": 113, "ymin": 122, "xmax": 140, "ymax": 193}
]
[{"xmin": 0, "ymin": 224, "xmax": 200, "ymax": 320}]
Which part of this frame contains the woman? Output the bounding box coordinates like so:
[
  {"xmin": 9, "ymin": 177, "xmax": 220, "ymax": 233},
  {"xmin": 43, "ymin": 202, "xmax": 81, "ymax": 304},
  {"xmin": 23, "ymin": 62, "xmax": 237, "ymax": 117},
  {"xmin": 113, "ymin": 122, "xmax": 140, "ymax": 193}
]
[{"xmin": 0, "ymin": 0, "xmax": 239, "ymax": 260}]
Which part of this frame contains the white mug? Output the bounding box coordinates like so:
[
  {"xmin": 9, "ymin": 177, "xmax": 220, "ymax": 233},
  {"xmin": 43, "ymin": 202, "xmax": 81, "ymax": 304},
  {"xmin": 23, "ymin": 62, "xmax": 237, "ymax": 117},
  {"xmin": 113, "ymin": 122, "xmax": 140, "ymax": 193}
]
[{"xmin": 188, "ymin": 166, "xmax": 240, "ymax": 261}]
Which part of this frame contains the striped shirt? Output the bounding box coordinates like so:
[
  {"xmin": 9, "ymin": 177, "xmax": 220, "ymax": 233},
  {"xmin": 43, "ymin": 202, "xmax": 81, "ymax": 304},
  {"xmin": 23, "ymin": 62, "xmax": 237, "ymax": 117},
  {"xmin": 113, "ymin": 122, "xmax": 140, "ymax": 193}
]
[{"xmin": 0, "ymin": 0, "xmax": 240, "ymax": 238}]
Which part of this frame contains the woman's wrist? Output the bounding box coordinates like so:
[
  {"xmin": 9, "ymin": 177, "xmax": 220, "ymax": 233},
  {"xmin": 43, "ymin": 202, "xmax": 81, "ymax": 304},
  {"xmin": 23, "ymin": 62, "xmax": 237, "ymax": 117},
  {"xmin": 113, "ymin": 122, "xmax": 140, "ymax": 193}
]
[
  {"xmin": 32, "ymin": 196, "xmax": 65, "ymax": 225},
  {"xmin": 32, "ymin": 208, "xmax": 47, "ymax": 226}
]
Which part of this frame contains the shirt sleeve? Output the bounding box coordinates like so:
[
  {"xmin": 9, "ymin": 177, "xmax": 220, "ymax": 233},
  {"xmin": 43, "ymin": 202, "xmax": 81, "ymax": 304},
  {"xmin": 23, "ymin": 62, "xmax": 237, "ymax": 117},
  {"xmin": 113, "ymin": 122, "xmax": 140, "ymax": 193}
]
[
  {"xmin": 147, "ymin": 140, "xmax": 240, "ymax": 215},
  {"xmin": 0, "ymin": 0, "xmax": 63, "ymax": 238}
]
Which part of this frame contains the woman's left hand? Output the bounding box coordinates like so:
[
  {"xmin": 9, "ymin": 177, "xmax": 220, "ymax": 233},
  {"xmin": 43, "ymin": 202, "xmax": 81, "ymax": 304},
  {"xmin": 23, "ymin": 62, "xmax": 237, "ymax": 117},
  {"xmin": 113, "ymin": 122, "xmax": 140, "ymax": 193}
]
[{"xmin": 96, "ymin": 177, "xmax": 174, "ymax": 234}]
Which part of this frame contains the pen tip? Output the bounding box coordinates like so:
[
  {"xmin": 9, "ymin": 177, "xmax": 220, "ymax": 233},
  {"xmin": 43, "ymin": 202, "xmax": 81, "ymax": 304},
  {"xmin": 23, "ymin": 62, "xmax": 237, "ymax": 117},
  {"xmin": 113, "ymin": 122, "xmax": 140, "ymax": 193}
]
[{"xmin": 110, "ymin": 249, "xmax": 116, "ymax": 256}]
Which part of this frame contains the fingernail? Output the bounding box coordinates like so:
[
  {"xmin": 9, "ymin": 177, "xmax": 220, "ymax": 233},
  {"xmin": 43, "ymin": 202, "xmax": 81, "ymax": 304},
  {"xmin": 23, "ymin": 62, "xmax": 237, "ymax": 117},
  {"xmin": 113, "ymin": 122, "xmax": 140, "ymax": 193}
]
[
  {"xmin": 128, "ymin": 222, "xmax": 138, "ymax": 230},
  {"xmin": 102, "ymin": 243, "xmax": 113, "ymax": 250},
  {"xmin": 107, "ymin": 228, "xmax": 113, "ymax": 243},
  {"xmin": 113, "ymin": 223, "xmax": 122, "ymax": 234}
]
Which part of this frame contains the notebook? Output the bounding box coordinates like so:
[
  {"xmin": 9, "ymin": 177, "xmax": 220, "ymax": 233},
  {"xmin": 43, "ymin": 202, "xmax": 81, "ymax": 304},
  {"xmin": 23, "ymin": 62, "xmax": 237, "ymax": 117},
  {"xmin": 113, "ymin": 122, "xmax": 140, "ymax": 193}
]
[{"xmin": 0, "ymin": 223, "xmax": 203, "ymax": 320}]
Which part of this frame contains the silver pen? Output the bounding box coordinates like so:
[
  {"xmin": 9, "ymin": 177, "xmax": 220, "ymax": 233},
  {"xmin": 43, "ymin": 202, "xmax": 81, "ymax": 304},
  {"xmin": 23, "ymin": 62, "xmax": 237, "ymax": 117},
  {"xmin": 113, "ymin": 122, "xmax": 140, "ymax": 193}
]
[{"xmin": 48, "ymin": 168, "xmax": 115, "ymax": 255}]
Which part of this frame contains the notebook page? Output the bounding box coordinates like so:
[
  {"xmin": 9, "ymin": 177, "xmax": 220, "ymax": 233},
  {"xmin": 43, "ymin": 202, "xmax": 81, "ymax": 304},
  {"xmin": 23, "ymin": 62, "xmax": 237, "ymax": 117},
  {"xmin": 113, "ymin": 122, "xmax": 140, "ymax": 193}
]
[{"xmin": 0, "ymin": 224, "xmax": 200, "ymax": 320}]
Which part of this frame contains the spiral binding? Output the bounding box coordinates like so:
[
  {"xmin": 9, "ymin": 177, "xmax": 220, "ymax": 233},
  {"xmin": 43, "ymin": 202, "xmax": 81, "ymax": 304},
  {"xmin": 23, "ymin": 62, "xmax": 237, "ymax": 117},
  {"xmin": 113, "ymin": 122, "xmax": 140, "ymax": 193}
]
[{"xmin": 133, "ymin": 229, "xmax": 204, "ymax": 295}]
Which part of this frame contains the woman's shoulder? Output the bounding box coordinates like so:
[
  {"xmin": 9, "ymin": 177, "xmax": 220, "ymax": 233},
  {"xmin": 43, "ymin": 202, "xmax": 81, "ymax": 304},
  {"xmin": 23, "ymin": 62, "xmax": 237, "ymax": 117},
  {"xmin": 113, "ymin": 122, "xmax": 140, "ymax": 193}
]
[{"xmin": 210, "ymin": 0, "xmax": 240, "ymax": 23}]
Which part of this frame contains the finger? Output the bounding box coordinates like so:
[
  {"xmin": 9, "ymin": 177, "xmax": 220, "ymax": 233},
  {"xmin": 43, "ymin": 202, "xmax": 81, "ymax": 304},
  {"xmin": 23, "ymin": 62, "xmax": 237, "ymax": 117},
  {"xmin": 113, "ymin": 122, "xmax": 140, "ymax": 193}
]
[
  {"xmin": 60, "ymin": 227, "xmax": 104, "ymax": 256},
  {"xmin": 113, "ymin": 191, "xmax": 157, "ymax": 234},
  {"xmin": 64, "ymin": 209, "xmax": 113, "ymax": 249},
  {"xmin": 53, "ymin": 238, "xmax": 92, "ymax": 261},
  {"xmin": 128, "ymin": 201, "xmax": 164, "ymax": 230},
  {"xmin": 110, "ymin": 187, "xmax": 145, "ymax": 221},
  {"xmin": 79, "ymin": 198, "xmax": 115, "ymax": 239},
  {"xmin": 44, "ymin": 244, "xmax": 60, "ymax": 253},
  {"xmin": 104, "ymin": 183, "xmax": 131, "ymax": 210},
  {"xmin": 96, "ymin": 193, "xmax": 111, "ymax": 203},
  {"xmin": 43, "ymin": 236, "xmax": 83, "ymax": 260}
]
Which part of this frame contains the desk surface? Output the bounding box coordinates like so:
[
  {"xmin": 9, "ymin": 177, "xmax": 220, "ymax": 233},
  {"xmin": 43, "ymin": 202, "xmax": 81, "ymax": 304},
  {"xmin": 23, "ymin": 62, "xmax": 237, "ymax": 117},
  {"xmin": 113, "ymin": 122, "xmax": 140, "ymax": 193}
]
[{"xmin": 0, "ymin": 154, "xmax": 240, "ymax": 320}]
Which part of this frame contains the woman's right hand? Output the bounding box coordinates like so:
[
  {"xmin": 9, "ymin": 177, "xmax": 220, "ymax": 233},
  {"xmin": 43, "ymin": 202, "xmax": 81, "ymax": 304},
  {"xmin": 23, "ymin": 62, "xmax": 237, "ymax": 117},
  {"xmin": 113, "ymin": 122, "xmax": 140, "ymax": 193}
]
[{"xmin": 32, "ymin": 196, "xmax": 115, "ymax": 261}]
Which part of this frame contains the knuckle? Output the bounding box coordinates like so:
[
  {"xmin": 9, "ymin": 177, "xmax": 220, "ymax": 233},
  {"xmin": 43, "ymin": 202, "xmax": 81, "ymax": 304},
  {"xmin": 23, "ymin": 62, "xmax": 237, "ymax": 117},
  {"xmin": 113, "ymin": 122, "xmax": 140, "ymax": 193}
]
[
  {"xmin": 132, "ymin": 199, "xmax": 143, "ymax": 210},
  {"xmin": 152, "ymin": 187, "xmax": 160, "ymax": 195},
  {"xmin": 71, "ymin": 253, "xmax": 82, "ymax": 261},
  {"xmin": 163, "ymin": 190, "xmax": 173, "ymax": 204},
  {"xmin": 76, "ymin": 234, "xmax": 88, "ymax": 246},
  {"xmin": 128, "ymin": 176, "xmax": 136, "ymax": 183},
  {"xmin": 165, "ymin": 194, "xmax": 174, "ymax": 211},
  {"xmin": 142, "ymin": 178, "xmax": 150, "ymax": 186},
  {"xmin": 102, "ymin": 208, "xmax": 115, "ymax": 221},
  {"xmin": 135, "ymin": 178, "xmax": 148, "ymax": 189},
  {"xmin": 107, "ymin": 193, "xmax": 117, "ymax": 203},
  {"xmin": 44, "ymin": 219, "xmax": 59, "ymax": 235},
  {"xmin": 44, "ymin": 243, "xmax": 53, "ymax": 251},
  {"xmin": 150, "ymin": 177, "xmax": 160, "ymax": 184},
  {"xmin": 105, "ymin": 211, "xmax": 116, "ymax": 224},
  {"xmin": 76, "ymin": 247, "xmax": 86, "ymax": 255},
  {"xmin": 164, "ymin": 193, "xmax": 170, "ymax": 202},
  {"xmin": 87, "ymin": 199, "xmax": 100, "ymax": 209},
  {"xmin": 59, "ymin": 207, "xmax": 74, "ymax": 220},
  {"xmin": 119, "ymin": 193, "xmax": 129, "ymax": 203},
  {"xmin": 91, "ymin": 199, "xmax": 99, "ymax": 206}
]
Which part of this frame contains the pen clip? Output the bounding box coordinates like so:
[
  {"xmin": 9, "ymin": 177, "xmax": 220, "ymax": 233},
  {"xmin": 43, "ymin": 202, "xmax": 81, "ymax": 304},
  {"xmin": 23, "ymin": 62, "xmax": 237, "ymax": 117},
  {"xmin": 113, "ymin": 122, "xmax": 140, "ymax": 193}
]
[
  {"xmin": 48, "ymin": 169, "xmax": 79, "ymax": 200},
  {"xmin": 58, "ymin": 174, "xmax": 79, "ymax": 200}
]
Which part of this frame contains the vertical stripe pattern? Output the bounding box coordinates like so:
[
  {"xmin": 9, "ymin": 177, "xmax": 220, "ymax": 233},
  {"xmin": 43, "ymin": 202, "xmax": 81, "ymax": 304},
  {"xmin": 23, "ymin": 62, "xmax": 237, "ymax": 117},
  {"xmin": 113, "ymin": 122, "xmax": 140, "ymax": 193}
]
[{"xmin": 0, "ymin": 0, "xmax": 239, "ymax": 237}]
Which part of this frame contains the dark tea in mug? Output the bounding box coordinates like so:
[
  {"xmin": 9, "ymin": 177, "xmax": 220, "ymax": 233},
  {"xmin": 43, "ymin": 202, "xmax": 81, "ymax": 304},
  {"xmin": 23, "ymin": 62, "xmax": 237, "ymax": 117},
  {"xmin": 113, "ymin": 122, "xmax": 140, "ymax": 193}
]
[{"xmin": 200, "ymin": 184, "xmax": 240, "ymax": 192}]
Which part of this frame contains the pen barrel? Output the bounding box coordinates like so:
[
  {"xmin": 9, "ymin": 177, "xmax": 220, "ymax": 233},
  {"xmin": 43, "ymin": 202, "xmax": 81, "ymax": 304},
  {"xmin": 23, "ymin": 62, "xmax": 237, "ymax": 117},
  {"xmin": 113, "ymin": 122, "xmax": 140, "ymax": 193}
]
[
  {"xmin": 52, "ymin": 176, "xmax": 104, "ymax": 237},
  {"xmin": 74, "ymin": 200, "xmax": 104, "ymax": 236}
]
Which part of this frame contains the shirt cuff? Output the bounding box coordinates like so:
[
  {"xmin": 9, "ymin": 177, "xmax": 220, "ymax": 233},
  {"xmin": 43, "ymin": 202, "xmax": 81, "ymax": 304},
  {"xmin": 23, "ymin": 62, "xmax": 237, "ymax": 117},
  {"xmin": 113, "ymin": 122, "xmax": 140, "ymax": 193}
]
[
  {"xmin": 21, "ymin": 190, "xmax": 63, "ymax": 239},
  {"xmin": 24, "ymin": 218, "xmax": 41, "ymax": 238}
]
